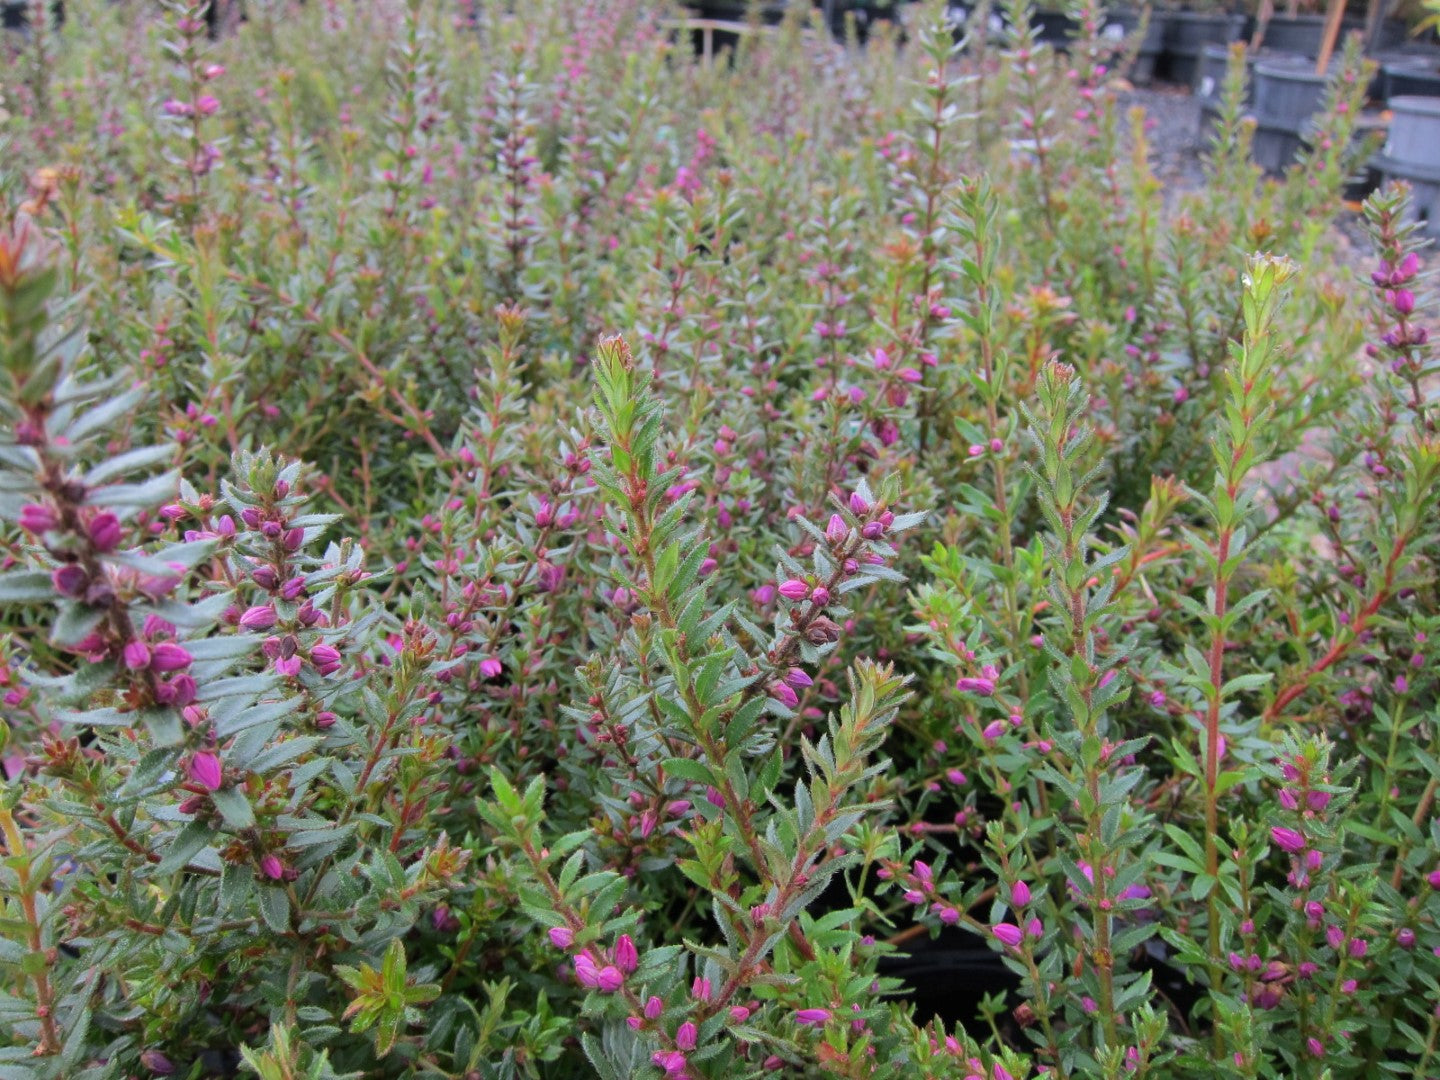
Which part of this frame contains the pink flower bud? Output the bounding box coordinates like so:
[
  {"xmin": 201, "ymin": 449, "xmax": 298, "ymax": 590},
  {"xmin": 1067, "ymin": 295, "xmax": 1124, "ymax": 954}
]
[
  {"xmin": 195, "ymin": 95, "xmax": 220, "ymax": 116},
  {"xmin": 1011, "ymin": 881, "xmax": 1031, "ymax": 907},
  {"xmin": 123, "ymin": 641, "xmax": 152, "ymax": 670},
  {"xmin": 809, "ymin": 586, "xmax": 830, "ymax": 605},
  {"xmin": 794, "ymin": 1008, "xmax": 831, "ymax": 1026},
  {"xmin": 238, "ymin": 605, "xmax": 278, "ymax": 631},
  {"xmin": 614, "ymin": 934, "xmax": 638, "ymax": 973},
  {"xmin": 260, "ymin": 854, "xmax": 284, "ymax": 880},
  {"xmin": 1270, "ymin": 826, "xmax": 1306, "ymax": 853},
  {"xmin": 52, "ymin": 564, "xmax": 88, "ymax": 597},
  {"xmin": 769, "ymin": 681, "xmax": 799, "ymax": 709},
  {"xmin": 849, "ymin": 492, "xmax": 871, "ymax": 514},
  {"xmin": 992, "ymin": 923, "xmax": 1024, "ymax": 948},
  {"xmin": 150, "ymin": 642, "xmax": 193, "ymax": 672},
  {"xmin": 644, "ymin": 994, "xmax": 664, "ymax": 1019},
  {"xmin": 596, "ymin": 965, "xmax": 624, "ymax": 993},
  {"xmin": 825, "ymin": 514, "xmax": 848, "ymax": 543},
  {"xmin": 778, "ymin": 579, "xmax": 809, "ymax": 600},
  {"xmin": 548, "ymin": 926, "xmax": 575, "ymax": 949},
  {"xmin": 675, "ymin": 1022, "xmax": 697, "ymax": 1050},
  {"xmin": 188, "ymin": 751, "xmax": 223, "ymax": 791},
  {"xmin": 19, "ymin": 504, "xmax": 57, "ymax": 534},
  {"xmin": 310, "ymin": 644, "xmax": 342, "ymax": 675}
]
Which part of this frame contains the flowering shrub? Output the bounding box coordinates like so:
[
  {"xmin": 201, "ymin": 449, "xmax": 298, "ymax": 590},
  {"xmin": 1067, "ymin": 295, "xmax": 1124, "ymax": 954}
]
[{"xmin": 0, "ymin": 0, "xmax": 1438, "ymax": 1077}]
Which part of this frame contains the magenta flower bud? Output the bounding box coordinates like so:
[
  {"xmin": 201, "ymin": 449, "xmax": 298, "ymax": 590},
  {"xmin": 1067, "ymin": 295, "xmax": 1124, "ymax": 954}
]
[
  {"xmin": 195, "ymin": 94, "xmax": 220, "ymax": 116},
  {"xmin": 1398, "ymin": 927, "xmax": 1417, "ymax": 949},
  {"xmin": 946, "ymin": 768, "xmax": 967, "ymax": 785},
  {"xmin": 614, "ymin": 934, "xmax": 638, "ymax": 973},
  {"xmin": 168, "ymin": 674, "xmax": 197, "ymax": 707},
  {"xmin": 751, "ymin": 584, "xmax": 775, "ymax": 605},
  {"xmin": 596, "ymin": 965, "xmax": 624, "ymax": 993},
  {"xmin": 825, "ymin": 514, "xmax": 848, "ymax": 543},
  {"xmin": 1271, "ymin": 826, "xmax": 1306, "ymax": 853},
  {"xmin": 140, "ymin": 1049, "xmax": 176, "ymax": 1075},
  {"xmin": 849, "ymin": 492, "xmax": 871, "ymax": 514},
  {"xmin": 188, "ymin": 751, "xmax": 223, "ymax": 792},
  {"xmin": 809, "ymin": 586, "xmax": 830, "ymax": 605},
  {"xmin": 897, "ymin": 366, "xmax": 922, "ymax": 383},
  {"xmin": 311, "ymin": 644, "xmax": 342, "ymax": 675},
  {"xmin": 956, "ymin": 675, "xmax": 996, "ymax": 696},
  {"xmin": 903, "ymin": 890, "xmax": 925, "ymax": 904},
  {"xmin": 982, "ymin": 720, "xmax": 1006, "ymax": 740},
  {"xmin": 1011, "ymin": 881, "xmax": 1031, "ymax": 908},
  {"xmin": 123, "ymin": 641, "xmax": 152, "ymax": 670},
  {"xmin": 281, "ymin": 576, "xmax": 306, "ymax": 601},
  {"xmin": 1428, "ymin": 867, "xmax": 1440, "ymax": 889},
  {"xmin": 19, "ymin": 504, "xmax": 57, "ymax": 534},
  {"xmin": 794, "ymin": 1008, "xmax": 831, "ymax": 1026},
  {"xmin": 1279, "ymin": 789, "xmax": 1299, "ymax": 811},
  {"xmin": 675, "ymin": 1021, "xmax": 697, "ymax": 1050},
  {"xmin": 691, "ymin": 976, "xmax": 712, "ymax": 1002},
  {"xmin": 729, "ymin": 1005, "xmax": 751, "ymax": 1023},
  {"xmin": 1306, "ymin": 1037, "xmax": 1324, "ymax": 1058},
  {"xmin": 644, "ymin": 994, "xmax": 664, "ymax": 1019},
  {"xmin": 992, "ymin": 923, "xmax": 1024, "ymax": 949},
  {"xmin": 477, "ymin": 656, "xmax": 502, "ymax": 679},
  {"xmin": 706, "ymin": 786, "xmax": 725, "ymax": 809},
  {"xmin": 1326, "ymin": 924, "xmax": 1345, "ymax": 950},
  {"xmin": 778, "ymin": 579, "xmax": 809, "ymax": 600},
  {"xmin": 1026, "ymin": 918, "xmax": 1043, "ymax": 938},
  {"xmin": 52, "ymin": 564, "xmax": 88, "ymax": 597},
  {"xmin": 652, "ymin": 1051, "xmax": 688, "ymax": 1076},
  {"xmin": 1394, "ymin": 288, "xmax": 1415, "ymax": 315},
  {"xmin": 769, "ymin": 681, "xmax": 799, "ymax": 709},
  {"xmin": 162, "ymin": 98, "xmax": 193, "ymax": 117},
  {"xmin": 149, "ymin": 642, "xmax": 193, "ymax": 672},
  {"xmin": 1349, "ymin": 937, "xmax": 1367, "ymax": 958},
  {"xmin": 260, "ymin": 854, "xmax": 284, "ymax": 880},
  {"xmin": 872, "ymin": 347, "xmax": 891, "ymax": 370},
  {"xmin": 549, "ymin": 926, "xmax": 575, "ymax": 950},
  {"xmin": 239, "ymin": 605, "xmax": 278, "ymax": 631},
  {"xmin": 782, "ymin": 667, "xmax": 813, "ymax": 690},
  {"xmin": 315, "ymin": 711, "xmax": 337, "ymax": 729},
  {"xmin": 275, "ymin": 656, "xmax": 302, "ymax": 678},
  {"xmin": 573, "ymin": 952, "xmax": 600, "ymax": 986}
]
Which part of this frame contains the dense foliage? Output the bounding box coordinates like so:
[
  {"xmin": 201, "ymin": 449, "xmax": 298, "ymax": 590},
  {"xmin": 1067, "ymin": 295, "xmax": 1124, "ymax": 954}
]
[{"xmin": 1, "ymin": 1, "xmax": 1438, "ymax": 1077}]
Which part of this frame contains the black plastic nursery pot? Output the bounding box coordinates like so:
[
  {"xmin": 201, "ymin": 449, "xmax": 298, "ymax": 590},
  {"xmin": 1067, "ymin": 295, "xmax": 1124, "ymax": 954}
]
[
  {"xmin": 1379, "ymin": 56, "xmax": 1440, "ymax": 102},
  {"xmin": 1385, "ymin": 94, "xmax": 1440, "ymax": 170},
  {"xmin": 1247, "ymin": 55, "xmax": 1331, "ymax": 172},
  {"xmin": 2, "ymin": 0, "xmax": 62, "ymax": 32},
  {"xmin": 1161, "ymin": 9, "xmax": 1248, "ymax": 86},
  {"xmin": 1252, "ymin": 53, "xmax": 1329, "ymax": 124},
  {"xmin": 945, "ymin": 1, "xmax": 1010, "ymax": 44},
  {"xmin": 1101, "ymin": 6, "xmax": 1166, "ymax": 83},
  {"xmin": 1253, "ymin": 14, "xmax": 1368, "ymax": 58},
  {"xmin": 1031, "ymin": 8, "xmax": 1078, "ymax": 48}
]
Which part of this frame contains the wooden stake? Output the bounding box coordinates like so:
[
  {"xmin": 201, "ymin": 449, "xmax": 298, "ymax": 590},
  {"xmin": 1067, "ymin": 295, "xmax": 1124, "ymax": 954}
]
[{"xmin": 1315, "ymin": 0, "xmax": 1347, "ymax": 74}]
